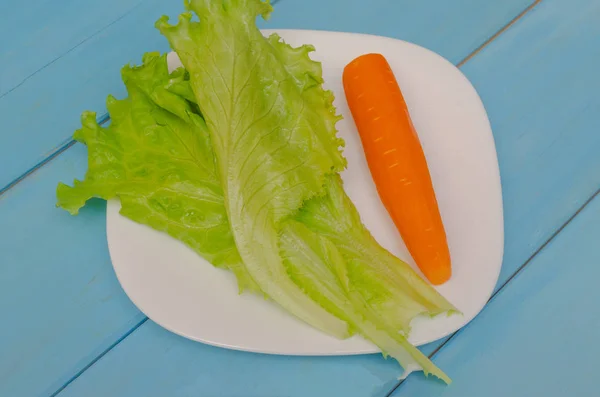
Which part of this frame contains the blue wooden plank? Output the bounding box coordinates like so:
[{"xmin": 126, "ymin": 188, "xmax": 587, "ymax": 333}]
[
  {"xmin": 0, "ymin": 145, "xmax": 144, "ymax": 397},
  {"xmin": 393, "ymin": 162, "xmax": 600, "ymax": 397},
  {"xmin": 0, "ymin": 0, "xmax": 140, "ymax": 96},
  {"xmin": 459, "ymin": 0, "xmax": 600, "ymax": 285},
  {"xmin": 48, "ymin": 0, "xmax": 600, "ymax": 395},
  {"xmin": 58, "ymin": 321, "xmax": 404, "ymax": 397},
  {"xmin": 0, "ymin": 0, "xmax": 535, "ymax": 192}
]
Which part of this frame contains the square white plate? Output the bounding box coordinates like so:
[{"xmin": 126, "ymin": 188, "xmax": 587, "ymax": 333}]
[{"xmin": 107, "ymin": 29, "xmax": 503, "ymax": 355}]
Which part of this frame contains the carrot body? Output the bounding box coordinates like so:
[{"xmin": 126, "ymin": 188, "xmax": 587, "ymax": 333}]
[{"xmin": 342, "ymin": 53, "xmax": 451, "ymax": 285}]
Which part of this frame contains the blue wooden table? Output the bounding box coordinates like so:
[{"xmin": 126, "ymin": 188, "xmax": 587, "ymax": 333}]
[{"xmin": 2, "ymin": 0, "xmax": 600, "ymax": 396}]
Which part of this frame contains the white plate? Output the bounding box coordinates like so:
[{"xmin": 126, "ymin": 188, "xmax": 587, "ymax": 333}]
[{"xmin": 107, "ymin": 30, "xmax": 503, "ymax": 355}]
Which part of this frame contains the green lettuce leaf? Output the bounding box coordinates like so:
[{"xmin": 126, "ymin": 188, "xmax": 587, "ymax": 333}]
[
  {"xmin": 297, "ymin": 175, "xmax": 456, "ymax": 331},
  {"xmin": 56, "ymin": 52, "xmax": 258, "ymax": 293},
  {"xmin": 156, "ymin": 0, "xmax": 351, "ymax": 338},
  {"xmin": 281, "ymin": 203, "xmax": 451, "ymax": 383},
  {"xmin": 293, "ymin": 175, "xmax": 455, "ymax": 382}
]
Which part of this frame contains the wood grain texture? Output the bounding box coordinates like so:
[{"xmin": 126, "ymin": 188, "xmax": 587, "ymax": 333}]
[
  {"xmin": 0, "ymin": 0, "xmax": 534, "ymax": 192},
  {"xmin": 391, "ymin": 0, "xmax": 600, "ymax": 394}
]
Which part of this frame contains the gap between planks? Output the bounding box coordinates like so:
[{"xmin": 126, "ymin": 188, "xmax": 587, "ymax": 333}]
[
  {"xmin": 0, "ymin": 1, "xmax": 147, "ymax": 101},
  {"xmin": 48, "ymin": 317, "xmax": 149, "ymax": 397},
  {"xmin": 456, "ymin": 0, "xmax": 541, "ymax": 67},
  {"xmin": 0, "ymin": 0, "xmax": 548, "ymax": 395},
  {"xmin": 0, "ymin": 113, "xmax": 109, "ymax": 198}
]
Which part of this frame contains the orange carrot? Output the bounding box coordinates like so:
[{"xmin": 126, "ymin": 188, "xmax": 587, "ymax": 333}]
[{"xmin": 342, "ymin": 53, "xmax": 451, "ymax": 285}]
